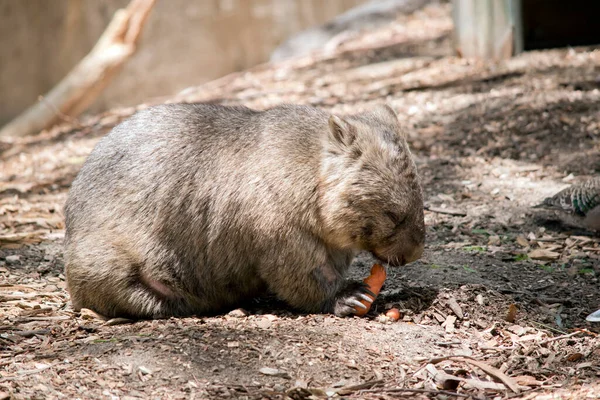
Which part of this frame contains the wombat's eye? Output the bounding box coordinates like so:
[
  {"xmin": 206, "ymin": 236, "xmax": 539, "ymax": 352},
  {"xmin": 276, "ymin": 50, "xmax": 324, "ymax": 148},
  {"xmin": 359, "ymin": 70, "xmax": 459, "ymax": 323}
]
[
  {"xmin": 385, "ymin": 211, "xmax": 406, "ymax": 227},
  {"xmin": 361, "ymin": 223, "xmax": 374, "ymax": 238}
]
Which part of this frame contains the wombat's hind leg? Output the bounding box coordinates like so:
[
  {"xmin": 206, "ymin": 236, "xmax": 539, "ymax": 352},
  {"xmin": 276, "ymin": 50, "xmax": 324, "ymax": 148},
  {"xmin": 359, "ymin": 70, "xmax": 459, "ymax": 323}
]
[{"xmin": 123, "ymin": 267, "xmax": 196, "ymax": 319}]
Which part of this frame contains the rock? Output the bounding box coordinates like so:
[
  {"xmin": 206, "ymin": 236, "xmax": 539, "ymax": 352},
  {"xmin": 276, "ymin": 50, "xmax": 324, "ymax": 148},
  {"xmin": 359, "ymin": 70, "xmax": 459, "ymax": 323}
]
[
  {"xmin": 256, "ymin": 318, "xmax": 272, "ymax": 329},
  {"xmin": 5, "ymin": 255, "xmax": 20, "ymax": 264},
  {"xmin": 138, "ymin": 366, "xmax": 152, "ymax": 375},
  {"xmin": 227, "ymin": 308, "xmax": 248, "ymax": 318}
]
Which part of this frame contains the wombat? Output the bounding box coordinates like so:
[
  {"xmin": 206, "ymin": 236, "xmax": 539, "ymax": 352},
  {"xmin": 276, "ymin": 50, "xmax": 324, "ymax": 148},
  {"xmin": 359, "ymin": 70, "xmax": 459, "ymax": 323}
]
[{"xmin": 64, "ymin": 103, "xmax": 425, "ymax": 319}]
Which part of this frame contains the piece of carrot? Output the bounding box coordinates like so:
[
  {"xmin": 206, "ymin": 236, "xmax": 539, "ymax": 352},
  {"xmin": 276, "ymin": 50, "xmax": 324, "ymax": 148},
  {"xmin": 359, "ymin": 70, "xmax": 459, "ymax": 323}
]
[
  {"xmin": 354, "ymin": 263, "xmax": 387, "ymax": 316},
  {"xmin": 385, "ymin": 308, "xmax": 401, "ymax": 321}
]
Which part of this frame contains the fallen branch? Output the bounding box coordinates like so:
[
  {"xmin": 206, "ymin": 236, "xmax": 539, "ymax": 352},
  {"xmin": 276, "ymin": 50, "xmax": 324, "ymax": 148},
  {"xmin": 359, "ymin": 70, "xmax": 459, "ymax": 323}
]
[
  {"xmin": 0, "ymin": 0, "xmax": 156, "ymax": 139},
  {"xmin": 423, "ymin": 355, "xmax": 521, "ymax": 393},
  {"xmin": 539, "ymin": 330, "xmax": 584, "ymax": 345},
  {"xmin": 359, "ymin": 387, "xmax": 478, "ymax": 399}
]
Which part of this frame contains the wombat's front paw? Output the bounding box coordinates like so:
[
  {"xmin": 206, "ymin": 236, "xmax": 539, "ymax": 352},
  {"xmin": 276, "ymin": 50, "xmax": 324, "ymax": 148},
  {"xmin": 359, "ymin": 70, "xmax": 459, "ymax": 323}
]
[{"xmin": 332, "ymin": 281, "xmax": 375, "ymax": 317}]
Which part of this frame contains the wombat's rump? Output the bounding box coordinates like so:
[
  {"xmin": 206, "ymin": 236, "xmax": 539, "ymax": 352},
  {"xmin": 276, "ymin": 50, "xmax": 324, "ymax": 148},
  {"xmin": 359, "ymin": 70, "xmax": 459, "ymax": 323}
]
[{"xmin": 64, "ymin": 103, "xmax": 425, "ymax": 319}]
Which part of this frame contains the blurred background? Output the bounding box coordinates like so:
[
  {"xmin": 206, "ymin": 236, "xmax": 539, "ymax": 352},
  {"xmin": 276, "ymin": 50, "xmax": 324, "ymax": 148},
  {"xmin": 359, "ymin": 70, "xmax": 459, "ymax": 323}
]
[{"xmin": 0, "ymin": 0, "xmax": 367, "ymax": 125}]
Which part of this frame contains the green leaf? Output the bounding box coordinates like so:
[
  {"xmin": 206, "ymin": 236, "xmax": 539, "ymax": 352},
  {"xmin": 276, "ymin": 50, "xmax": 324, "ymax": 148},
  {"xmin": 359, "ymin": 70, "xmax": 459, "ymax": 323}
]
[
  {"xmin": 514, "ymin": 253, "xmax": 529, "ymax": 261},
  {"xmin": 579, "ymin": 268, "xmax": 595, "ymax": 275},
  {"xmin": 461, "ymin": 265, "xmax": 477, "ymax": 273}
]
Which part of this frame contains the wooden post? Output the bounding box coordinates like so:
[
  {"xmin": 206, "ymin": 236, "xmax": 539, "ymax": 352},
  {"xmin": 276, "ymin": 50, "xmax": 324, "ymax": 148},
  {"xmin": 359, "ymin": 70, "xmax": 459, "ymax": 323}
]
[{"xmin": 452, "ymin": 0, "xmax": 523, "ymax": 60}]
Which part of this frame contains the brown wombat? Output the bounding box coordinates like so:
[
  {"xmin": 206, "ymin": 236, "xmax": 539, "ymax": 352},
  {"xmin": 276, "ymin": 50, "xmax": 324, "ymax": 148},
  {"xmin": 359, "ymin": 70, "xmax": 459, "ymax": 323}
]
[{"xmin": 64, "ymin": 103, "xmax": 425, "ymax": 319}]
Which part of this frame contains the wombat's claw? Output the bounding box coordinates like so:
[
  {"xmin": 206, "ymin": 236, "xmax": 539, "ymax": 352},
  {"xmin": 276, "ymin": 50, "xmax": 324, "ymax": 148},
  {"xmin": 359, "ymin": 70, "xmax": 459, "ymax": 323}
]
[
  {"xmin": 348, "ymin": 299, "xmax": 367, "ymax": 309},
  {"xmin": 332, "ymin": 281, "xmax": 375, "ymax": 317},
  {"xmin": 358, "ymin": 293, "xmax": 374, "ymax": 303}
]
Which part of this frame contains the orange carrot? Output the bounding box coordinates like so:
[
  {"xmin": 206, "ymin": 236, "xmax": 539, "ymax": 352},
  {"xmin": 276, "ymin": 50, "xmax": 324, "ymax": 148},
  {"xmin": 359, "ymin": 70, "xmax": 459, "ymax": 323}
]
[
  {"xmin": 385, "ymin": 308, "xmax": 401, "ymax": 321},
  {"xmin": 354, "ymin": 263, "xmax": 387, "ymax": 316}
]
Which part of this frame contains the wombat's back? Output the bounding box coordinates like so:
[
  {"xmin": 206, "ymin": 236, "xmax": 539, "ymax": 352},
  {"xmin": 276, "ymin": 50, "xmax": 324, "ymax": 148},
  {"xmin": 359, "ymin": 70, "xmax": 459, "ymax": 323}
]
[{"xmin": 64, "ymin": 103, "xmax": 330, "ymax": 317}]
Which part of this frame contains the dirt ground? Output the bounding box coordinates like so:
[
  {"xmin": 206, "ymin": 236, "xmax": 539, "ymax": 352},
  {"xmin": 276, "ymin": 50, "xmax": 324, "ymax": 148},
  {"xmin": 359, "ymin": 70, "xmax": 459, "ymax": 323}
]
[{"xmin": 1, "ymin": 4, "xmax": 599, "ymax": 399}]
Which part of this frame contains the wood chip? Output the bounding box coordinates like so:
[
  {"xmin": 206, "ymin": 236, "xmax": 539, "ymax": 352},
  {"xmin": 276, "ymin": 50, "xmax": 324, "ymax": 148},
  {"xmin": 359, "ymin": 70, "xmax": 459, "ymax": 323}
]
[
  {"xmin": 442, "ymin": 315, "xmax": 457, "ymax": 333},
  {"xmin": 528, "ymin": 249, "xmax": 560, "ymax": 261},
  {"xmin": 446, "ymin": 298, "xmax": 463, "ymax": 319},
  {"xmin": 516, "ymin": 235, "xmax": 529, "ymax": 247},
  {"xmin": 79, "ymin": 308, "xmax": 105, "ymax": 320},
  {"xmin": 259, "ymin": 367, "xmax": 291, "ymax": 379}
]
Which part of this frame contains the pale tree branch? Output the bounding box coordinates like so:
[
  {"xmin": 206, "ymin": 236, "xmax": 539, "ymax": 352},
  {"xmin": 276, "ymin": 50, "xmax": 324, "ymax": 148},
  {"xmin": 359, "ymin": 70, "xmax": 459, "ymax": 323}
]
[{"xmin": 0, "ymin": 0, "xmax": 156, "ymax": 139}]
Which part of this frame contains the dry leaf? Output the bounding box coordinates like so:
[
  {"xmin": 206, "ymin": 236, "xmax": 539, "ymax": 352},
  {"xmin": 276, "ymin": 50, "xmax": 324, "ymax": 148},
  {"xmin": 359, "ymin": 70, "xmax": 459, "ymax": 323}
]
[
  {"xmin": 464, "ymin": 359, "xmax": 520, "ymax": 393},
  {"xmin": 447, "ymin": 297, "xmax": 464, "ymax": 319},
  {"xmin": 516, "ymin": 235, "xmax": 529, "ymax": 247},
  {"xmin": 528, "ymin": 249, "xmax": 560, "ymax": 261},
  {"xmin": 513, "ymin": 375, "xmax": 544, "ymax": 386},
  {"xmin": 566, "ymin": 353, "xmax": 583, "ymax": 362},
  {"xmin": 506, "ymin": 304, "xmax": 518, "ymax": 323}
]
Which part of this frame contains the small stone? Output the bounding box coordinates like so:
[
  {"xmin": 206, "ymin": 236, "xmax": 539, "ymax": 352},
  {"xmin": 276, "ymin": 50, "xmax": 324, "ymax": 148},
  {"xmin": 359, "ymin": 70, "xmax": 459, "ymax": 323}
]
[
  {"xmin": 475, "ymin": 294, "xmax": 485, "ymax": 305},
  {"xmin": 138, "ymin": 366, "xmax": 152, "ymax": 375},
  {"xmin": 264, "ymin": 314, "xmax": 278, "ymax": 321},
  {"xmin": 256, "ymin": 318, "xmax": 272, "ymax": 329},
  {"xmin": 227, "ymin": 308, "xmax": 247, "ymax": 318},
  {"xmin": 293, "ymin": 379, "xmax": 308, "ymax": 389},
  {"xmin": 5, "ymin": 255, "xmax": 20, "ymax": 264},
  {"xmin": 273, "ymin": 383, "xmax": 286, "ymax": 392}
]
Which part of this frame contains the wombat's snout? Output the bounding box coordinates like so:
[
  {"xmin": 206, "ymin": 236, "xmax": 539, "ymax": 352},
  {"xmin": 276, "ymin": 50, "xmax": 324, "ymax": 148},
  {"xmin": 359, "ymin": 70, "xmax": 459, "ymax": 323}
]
[{"xmin": 373, "ymin": 242, "xmax": 424, "ymax": 267}]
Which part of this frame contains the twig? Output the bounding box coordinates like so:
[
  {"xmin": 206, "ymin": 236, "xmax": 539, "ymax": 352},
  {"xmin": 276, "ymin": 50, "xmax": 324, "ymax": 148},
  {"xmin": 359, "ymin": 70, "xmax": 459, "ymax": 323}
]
[
  {"xmin": 337, "ymin": 379, "xmax": 384, "ymax": 395},
  {"xmin": 0, "ymin": 364, "xmax": 52, "ymax": 382},
  {"xmin": 359, "ymin": 387, "xmax": 480, "ymax": 399},
  {"xmin": 425, "ymin": 355, "xmax": 520, "ymax": 393},
  {"xmin": 530, "ymin": 321, "xmax": 568, "ymax": 335},
  {"xmin": 14, "ymin": 329, "xmax": 51, "ymax": 338},
  {"xmin": 539, "ymin": 331, "xmax": 584, "ymax": 345},
  {"xmin": 424, "ymin": 205, "xmax": 467, "ymax": 217}
]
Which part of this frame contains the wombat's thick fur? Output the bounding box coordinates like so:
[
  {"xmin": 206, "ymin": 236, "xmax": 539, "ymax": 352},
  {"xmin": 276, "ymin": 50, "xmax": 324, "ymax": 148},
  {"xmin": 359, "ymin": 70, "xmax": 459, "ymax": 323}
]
[{"xmin": 64, "ymin": 103, "xmax": 425, "ymax": 319}]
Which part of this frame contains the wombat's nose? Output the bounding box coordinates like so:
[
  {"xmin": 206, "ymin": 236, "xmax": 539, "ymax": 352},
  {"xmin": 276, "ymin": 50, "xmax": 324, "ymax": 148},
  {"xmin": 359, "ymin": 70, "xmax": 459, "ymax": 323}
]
[
  {"xmin": 405, "ymin": 243, "xmax": 424, "ymax": 264},
  {"xmin": 373, "ymin": 242, "xmax": 424, "ymax": 267}
]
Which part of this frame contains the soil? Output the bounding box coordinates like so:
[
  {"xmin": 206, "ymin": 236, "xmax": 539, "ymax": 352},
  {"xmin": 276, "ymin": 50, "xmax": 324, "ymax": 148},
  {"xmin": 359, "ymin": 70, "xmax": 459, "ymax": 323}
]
[{"xmin": 1, "ymin": 4, "xmax": 599, "ymax": 399}]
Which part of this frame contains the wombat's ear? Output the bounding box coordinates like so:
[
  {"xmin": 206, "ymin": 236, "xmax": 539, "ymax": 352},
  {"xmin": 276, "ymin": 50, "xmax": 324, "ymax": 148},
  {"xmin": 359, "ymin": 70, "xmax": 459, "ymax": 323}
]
[
  {"xmin": 373, "ymin": 105, "xmax": 407, "ymax": 140},
  {"xmin": 372, "ymin": 104, "xmax": 398, "ymax": 124},
  {"xmin": 328, "ymin": 115, "xmax": 355, "ymax": 147}
]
